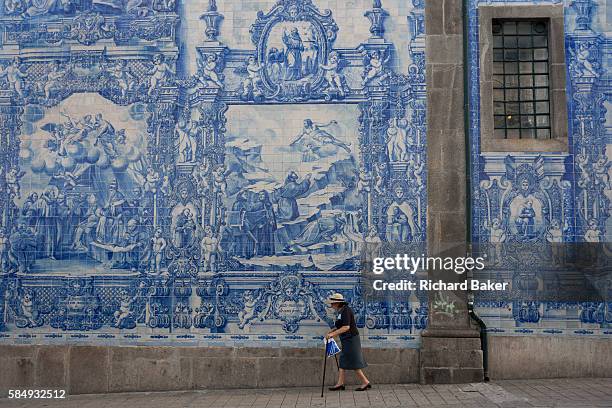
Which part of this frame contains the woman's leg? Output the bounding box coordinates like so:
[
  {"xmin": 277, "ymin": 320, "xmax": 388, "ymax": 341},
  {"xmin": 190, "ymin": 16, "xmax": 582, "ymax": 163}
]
[
  {"xmin": 336, "ymin": 368, "xmax": 346, "ymax": 386},
  {"xmin": 355, "ymin": 369, "xmax": 370, "ymax": 386}
]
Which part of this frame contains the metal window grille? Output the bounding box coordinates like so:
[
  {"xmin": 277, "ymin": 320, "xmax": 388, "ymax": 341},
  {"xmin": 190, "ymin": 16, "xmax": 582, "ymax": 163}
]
[{"xmin": 492, "ymin": 19, "xmax": 551, "ymax": 139}]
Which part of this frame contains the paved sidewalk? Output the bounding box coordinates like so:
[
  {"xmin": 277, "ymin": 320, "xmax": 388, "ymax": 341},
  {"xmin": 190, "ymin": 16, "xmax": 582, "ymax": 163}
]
[{"xmin": 1, "ymin": 378, "xmax": 611, "ymax": 408}]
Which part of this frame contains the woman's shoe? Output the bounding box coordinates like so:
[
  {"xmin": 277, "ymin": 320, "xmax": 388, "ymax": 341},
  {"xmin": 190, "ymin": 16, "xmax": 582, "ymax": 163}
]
[
  {"xmin": 355, "ymin": 383, "xmax": 371, "ymax": 391},
  {"xmin": 328, "ymin": 384, "xmax": 345, "ymax": 391}
]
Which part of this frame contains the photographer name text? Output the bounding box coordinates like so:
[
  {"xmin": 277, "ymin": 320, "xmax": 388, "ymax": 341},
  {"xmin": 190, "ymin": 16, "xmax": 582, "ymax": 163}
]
[{"xmin": 372, "ymin": 279, "xmax": 508, "ymax": 291}]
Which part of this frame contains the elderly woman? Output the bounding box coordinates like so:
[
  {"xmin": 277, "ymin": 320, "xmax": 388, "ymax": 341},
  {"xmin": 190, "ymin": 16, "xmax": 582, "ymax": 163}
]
[{"xmin": 325, "ymin": 293, "xmax": 371, "ymax": 391}]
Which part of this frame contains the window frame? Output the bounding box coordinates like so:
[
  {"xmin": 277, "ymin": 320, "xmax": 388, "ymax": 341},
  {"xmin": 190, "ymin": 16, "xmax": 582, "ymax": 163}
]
[{"xmin": 479, "ymin": 5, "xmax": 568, "ymax": 152}]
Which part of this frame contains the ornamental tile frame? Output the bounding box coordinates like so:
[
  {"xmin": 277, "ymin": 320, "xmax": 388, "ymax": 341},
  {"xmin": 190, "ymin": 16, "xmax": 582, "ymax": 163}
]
[
  {"xmin": 470, "ymin": 0, "xmax": 612, "ymax": 336},
  {"xmin": 0, "ymin": 0, "xmax": 429, "ymax": 347}
]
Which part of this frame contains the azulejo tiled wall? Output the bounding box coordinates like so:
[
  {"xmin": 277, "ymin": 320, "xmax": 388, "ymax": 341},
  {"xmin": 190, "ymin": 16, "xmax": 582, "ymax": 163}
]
[
  {"xmin": 0, "ymin": 0, "xmax": 428, "ymax": 347},
  {"xmin": 470, "ymin": 0, "xmax": 612, "ymax": 337}
]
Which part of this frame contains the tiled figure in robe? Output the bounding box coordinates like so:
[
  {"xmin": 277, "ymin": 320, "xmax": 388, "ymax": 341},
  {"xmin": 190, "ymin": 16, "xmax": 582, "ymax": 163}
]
[
  {"xmin": 72, "ymin": 194, "xmax": 101, "ymax": 251},
  {"xmin": 385, "ymin": 206, "xmax": 411, "ymax": 242},
  {"xmin": 515, "ymin": 200, "xmax": 536, "ymax": 239},
  {"xmin": 227, "ymin": 192, "xmax": 256, "ymax": 258},
  {"xmin": 116, "ymin": 218, "xmax": 151, "ymax": 269},
  {"xmin": 287, "ymin": 213, "xmax": 346, "ymax": 250},
  {"xmin": 9, "ymin": 222, "xmax": 37, "ymax": 273},
  {"xmin": 173, "ymin": 209, "xmax": 196, "ymax": 248},
  {"xmin": 386, "ymin": 186, "xmax": 419, "ymax": 240},
  {"xmin": 249, "ymin": 191, "xmax": 276, "ymax": 256},
  {"xmin": 274, "ymin": 171, "xmax": 311, "ymax": 222},
  {"xmin": 282, "ymin": 28, "xmax": 304, "ymax": 80},
  {"xmin": 100, "ymin": 181, "xmax": 127, "ymax": 245},
  {"xmin": 22, "ymin": 193, "xmax": 39, "ymax": 229},
  {"xmin": 34, "ymin": 186, "xmax": 61, "ymax": 260}
]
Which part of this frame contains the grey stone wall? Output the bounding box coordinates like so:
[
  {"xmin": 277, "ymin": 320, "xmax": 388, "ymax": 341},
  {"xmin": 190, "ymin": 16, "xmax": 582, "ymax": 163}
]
[
  {"xmin": 420, "ymin": 337, "xmax": 483, "ymax": 384},
  {"xmin": 0, "ymin": 345, "xmax": 419, "ymax": 395},
  {"xmin": 2, "ymin": 338, "xmax": 610, "ymax": 394},
  {"xmin": 488, "ymin": 337, "xmax": 612, "ymax": 380}
]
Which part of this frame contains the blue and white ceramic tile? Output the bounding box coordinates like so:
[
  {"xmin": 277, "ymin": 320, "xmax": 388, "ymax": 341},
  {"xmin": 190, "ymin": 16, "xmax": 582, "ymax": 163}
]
[
  {"xmin": 470, "ymin": 0, "xmax": 612, "ymax": 336},
  {"xmin": 0, "ymin": 0, "xmax": 608, "ymax": 347},
  {"xmin": 0, "ymin": 0, "xmax": 428, "ymax": 347}
]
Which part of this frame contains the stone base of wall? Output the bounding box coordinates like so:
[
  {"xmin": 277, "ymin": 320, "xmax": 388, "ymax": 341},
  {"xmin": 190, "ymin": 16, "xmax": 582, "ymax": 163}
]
[
  {"xmin": 420, "ymin": 336, "xmax": 484, "ymax": 384},
  {"xmin": 488, "ymin": 336, "xmax": 612, "ymax": 380},
  {"xmin": 0, "ymin": 346, "xmax": 419, "ymax": 395},
  {"xmin": 1, "ymin": 337, "xmax": 610, "ymax": 395}
]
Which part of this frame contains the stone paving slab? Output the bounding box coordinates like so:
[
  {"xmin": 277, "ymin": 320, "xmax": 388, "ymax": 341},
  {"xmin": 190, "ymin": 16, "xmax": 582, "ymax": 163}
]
[{"xmin": 0, "ymin": 379, "xmax": 610, "ymax": 408}]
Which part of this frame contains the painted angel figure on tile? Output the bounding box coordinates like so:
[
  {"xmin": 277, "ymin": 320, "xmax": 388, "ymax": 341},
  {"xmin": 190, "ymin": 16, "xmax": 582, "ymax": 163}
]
[
  {"xmin": 593, "ymin": 155, "xmax": 611, "ymax": 190},
  {"xmin": 486, "ymin": 218, "xmax": 506, "ymax": 265},
  {"xmin": 290, "ymin": 119, "xmax": 351, "ymax": 154},
  {"xmin": 320, "ymin": 51, "xmax": 347, "ymax": 97},
  {"xmin": 584, "ymin": 219, "xmax": 601, "ymax": 243},
  {"xmin": 143, "ymin": 167, "xmax": 161, "ymax": 194},
  {"xmin": 107, "ymin": 59, "xmax": 136, "ymax": 98},
  {"xmin": 40, "ymin": 60, "xmax": 69, "ymax": 100},
  {"xmin": 150, "ymin": 228, "xmax": 167, "ymax": 275},
  {"xmin": 571, "ymin": 43, "xmax": 599, "ymax": 78},
  {"xmin": 5, "ymin": 167, "xmax": 25, "ymax": 199},
  {"xmin": 0, "ymin": 57, "xmax": 28, "ymax": 98},
  {"xmin": 200, "ymin": 225, "xmax": 221, "ymax": 273},
  {"xmin": 193, "ymin": 158, "xmax": 211, "ymax": 192},
  {"xmin": 362, "ymin": 50, "xmax": 389, "ymax": 86},
  {"xmin": 545, "ymin": 220, "xmax": 565, "ymax": 266},
  {"xmin": 197, "ymin": 53, "xmax": 224, "ymax": 89},
  {"xmin": 237, "ymin": 56, "xmax": 264, "ymax": 100},
  {"xmin": 147, "ymin": 54, "xmax": 174, "ymax": 95}
]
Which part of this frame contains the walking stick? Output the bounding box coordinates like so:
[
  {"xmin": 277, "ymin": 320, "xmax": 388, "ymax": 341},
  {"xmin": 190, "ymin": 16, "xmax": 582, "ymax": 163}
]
[{"xmin": 320, "ymin": 338, "xmax": 328, "ymax": 398}]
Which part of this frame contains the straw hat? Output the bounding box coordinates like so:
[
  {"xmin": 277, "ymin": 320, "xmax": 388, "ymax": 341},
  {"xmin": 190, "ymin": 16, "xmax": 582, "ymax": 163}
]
[{"xmin": 325, "ymin": 293, "xmax": 347, "ymax": 305}]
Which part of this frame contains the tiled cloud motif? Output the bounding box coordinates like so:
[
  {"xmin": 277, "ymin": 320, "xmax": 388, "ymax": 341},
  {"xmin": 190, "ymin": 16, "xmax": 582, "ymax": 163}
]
[
  {"xmin": 12, "ymin": 94, "xmax": 152, "ymax": 274},
  {"xmin": 0, "ymin": 0, "xmax": 429, "ymax": 347},
  {"xmin": 470, "ymin": 0, "xmax": 612, "ymax": 335}
]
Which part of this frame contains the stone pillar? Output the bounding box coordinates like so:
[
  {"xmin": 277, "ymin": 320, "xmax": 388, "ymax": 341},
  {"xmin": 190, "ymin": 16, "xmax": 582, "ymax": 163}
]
[{"xmin": 421, "ymin": 0, "xmax": 483, "ymax": 383}]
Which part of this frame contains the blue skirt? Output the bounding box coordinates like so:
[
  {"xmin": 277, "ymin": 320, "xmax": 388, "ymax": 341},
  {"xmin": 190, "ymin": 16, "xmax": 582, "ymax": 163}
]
[{"xmin": 339, "ymin": 334, "xmax": 367, "ymax": 370}]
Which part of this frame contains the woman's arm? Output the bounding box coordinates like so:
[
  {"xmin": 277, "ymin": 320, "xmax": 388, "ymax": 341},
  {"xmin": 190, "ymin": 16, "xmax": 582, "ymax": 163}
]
[{"xmin": 326, "ymin": 325, "xmax": 350, "ymax": 339}]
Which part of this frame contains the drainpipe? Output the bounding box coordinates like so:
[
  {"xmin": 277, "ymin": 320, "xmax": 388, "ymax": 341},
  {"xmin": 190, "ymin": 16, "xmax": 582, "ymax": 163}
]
[
  {"xmin": 468, "ymin": 296, "xmax": 490, "ymax": 381},
  {"xmin": 462, "ymin": 0, "xmax": 490, "ymax": 382}
]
